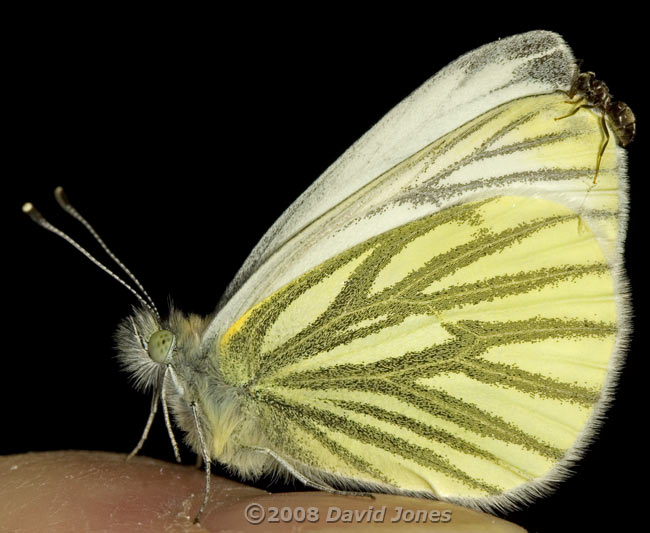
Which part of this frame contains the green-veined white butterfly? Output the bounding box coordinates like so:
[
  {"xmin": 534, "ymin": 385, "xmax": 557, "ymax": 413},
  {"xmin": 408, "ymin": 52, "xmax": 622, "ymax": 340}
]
[{"xmin": 22, "ymin": 30, "xmax": 631, "ymax": 525}]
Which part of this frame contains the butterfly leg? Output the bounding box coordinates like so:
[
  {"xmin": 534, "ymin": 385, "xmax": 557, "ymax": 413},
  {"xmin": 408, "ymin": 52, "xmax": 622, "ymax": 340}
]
[
  {"xmin": 127, "ymin": 384, "xmax": 159, "ymax": 459},
  {"xmin": 127, "ymin": 323, "xmax": 161, "ymax": 460},
  {"xmin": 191, "ymin": 401, "xmax": 212, "ymax": 524},
  {"xmin": 247, "ymin": 446, "xmax": 374, "ymax": 498},
  {"xmin": 247, "ymin": 446, "xmax": 337, "ymax": 492},
  {"xmin": 161, "ymin": 365, "xmax": 182, "ymax": 462}
]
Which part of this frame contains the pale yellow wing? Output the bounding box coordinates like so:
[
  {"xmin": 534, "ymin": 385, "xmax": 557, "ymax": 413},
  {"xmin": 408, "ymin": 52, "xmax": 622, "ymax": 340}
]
[{"xmin": 216, "ymin": 192, "xmax": 621, "ymax": 509}]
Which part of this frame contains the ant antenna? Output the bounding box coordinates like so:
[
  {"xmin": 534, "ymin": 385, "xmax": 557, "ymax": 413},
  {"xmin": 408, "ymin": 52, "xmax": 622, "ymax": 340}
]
[{"xmin": 23, "ymin": 188, "xmax": 161, "ymax": 321}]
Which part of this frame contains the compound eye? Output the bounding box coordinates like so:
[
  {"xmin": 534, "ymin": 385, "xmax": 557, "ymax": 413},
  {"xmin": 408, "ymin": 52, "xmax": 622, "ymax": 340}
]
[{"xmin": 148, "ymin": 330, "xmax": 175, "ymax": 363}]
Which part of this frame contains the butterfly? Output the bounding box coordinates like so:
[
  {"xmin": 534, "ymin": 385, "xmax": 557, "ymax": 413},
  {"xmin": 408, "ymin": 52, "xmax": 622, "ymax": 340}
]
[{"xmin": 24, "ymin": 30, "xmax": 630, "ymax": 523}]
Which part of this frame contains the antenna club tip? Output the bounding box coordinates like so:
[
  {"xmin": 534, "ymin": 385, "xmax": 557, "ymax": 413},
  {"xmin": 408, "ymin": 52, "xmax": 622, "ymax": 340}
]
[
  {"xmin": 23, "ymin": 202, "xmax": 44, "ymax": 223},
  {"xmin": 54, "ymin": 186, "xmax": 69, "ymax": 206}
]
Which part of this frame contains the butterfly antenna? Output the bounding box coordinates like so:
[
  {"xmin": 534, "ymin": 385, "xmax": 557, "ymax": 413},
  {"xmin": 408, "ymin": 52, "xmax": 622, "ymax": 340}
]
[
  {"xmin": 22, "ymin": 199, "xmax": 161, "ymax": 321},
  {"xmin": 53, "ymin": 187, "xmax": 159, "ymax": 318}
]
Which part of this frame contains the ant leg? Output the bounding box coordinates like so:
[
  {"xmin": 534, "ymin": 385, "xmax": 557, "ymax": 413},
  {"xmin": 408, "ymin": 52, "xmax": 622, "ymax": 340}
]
[
  {"xmin": 555, "ymin": 101, "xmax": 593, "ymax": 121},
  {"xmin": 593, "ymin": 114, "xmax": 610, "ymax": 184}
]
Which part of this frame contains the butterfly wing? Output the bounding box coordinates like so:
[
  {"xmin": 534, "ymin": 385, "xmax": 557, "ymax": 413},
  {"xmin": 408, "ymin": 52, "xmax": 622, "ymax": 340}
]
[
  {"xmin": 218, "ymin": 194, "xmax": 620, "ymax": 508},
  {"xmin": 206, "ymin": 31, "xmax": 629, "ymax": 510}
]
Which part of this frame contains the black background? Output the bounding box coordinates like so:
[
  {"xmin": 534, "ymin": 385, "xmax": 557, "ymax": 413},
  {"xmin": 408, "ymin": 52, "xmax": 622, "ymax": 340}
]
[{"xmin": 5, "ymin": 9, "xmax": 646, "ymax": 533}]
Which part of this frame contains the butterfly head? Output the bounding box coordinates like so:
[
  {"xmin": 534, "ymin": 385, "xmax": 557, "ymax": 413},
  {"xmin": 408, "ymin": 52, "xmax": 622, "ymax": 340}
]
[
  {"xmin": 115, "ymin": 305, "xmax": 210, "ymax": 394},
  {"xmin": 115, "ymin": 306, "xmax": 176, "ymax": 392}
]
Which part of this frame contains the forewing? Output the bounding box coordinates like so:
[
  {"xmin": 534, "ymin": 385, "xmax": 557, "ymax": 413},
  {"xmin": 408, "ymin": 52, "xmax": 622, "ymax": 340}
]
[{"xmin": 213, "ymin": 31, "xmax": 577, "ymax": 332}]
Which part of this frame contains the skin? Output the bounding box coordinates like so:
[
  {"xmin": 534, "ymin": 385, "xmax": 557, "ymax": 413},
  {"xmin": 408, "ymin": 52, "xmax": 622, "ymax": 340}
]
[{"xmin": 0, "ymin": 451, "xmax": 526, "ymax": 532}]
